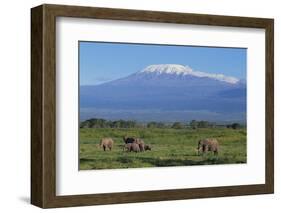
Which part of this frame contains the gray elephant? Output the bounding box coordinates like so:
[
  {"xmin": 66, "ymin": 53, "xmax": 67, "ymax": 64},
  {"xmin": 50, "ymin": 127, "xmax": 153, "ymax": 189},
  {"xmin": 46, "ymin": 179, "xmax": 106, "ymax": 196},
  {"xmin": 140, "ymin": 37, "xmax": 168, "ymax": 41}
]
[
  {"xmin": 99, "ymin": 138, "xmax": 114, "ymax": 151},
  {"xmin": 197, "ymin": 138, "xmax": 219, "ymax": 155}
]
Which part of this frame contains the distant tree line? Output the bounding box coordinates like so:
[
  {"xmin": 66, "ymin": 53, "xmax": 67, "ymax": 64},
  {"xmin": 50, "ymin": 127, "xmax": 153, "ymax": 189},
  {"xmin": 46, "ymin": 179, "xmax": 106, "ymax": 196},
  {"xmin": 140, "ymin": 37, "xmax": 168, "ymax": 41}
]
[
  {"xmin": 80, "ymin": 118, "xmax": 244, "ymax": 129},
  {"xmin": 80, "ymin": 118, "xmax": 139, "ymax": 128},
  {"xmin": 189, "ymin": 120, "xmax": 216, "ymax": 129},
  {"xmin": 226, "ymin": 123, "xmax": 241, "ymax": 129}
]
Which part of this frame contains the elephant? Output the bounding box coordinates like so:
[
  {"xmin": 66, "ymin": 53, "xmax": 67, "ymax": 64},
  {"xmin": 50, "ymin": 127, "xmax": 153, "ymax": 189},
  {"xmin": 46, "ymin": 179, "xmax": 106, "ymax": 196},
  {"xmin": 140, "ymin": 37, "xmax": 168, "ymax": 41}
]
[
  {"xmin": 134, "ymin": 138, "xmax": 145, "ymax": 152},
  {"xmin": 123, "ymin": 136, "xmax": 150, "ymax": 152},
  {"xmin": 124, "ymin": 142, "xmax": 140, "ymax": 153},
  {"xmin": 144, "ymin": 144, "xmax": 152, "ymax": 151},
  {"xmin": 123, "ymin": 136, "xmax": 135, "ymax": 144},
  {"xmin": 99, "ymin": 138, "xmax": 114, "ymax": 151},
  {"xmin": 197, "ymin": 138, "xmax": 219, "ymax": 155}
]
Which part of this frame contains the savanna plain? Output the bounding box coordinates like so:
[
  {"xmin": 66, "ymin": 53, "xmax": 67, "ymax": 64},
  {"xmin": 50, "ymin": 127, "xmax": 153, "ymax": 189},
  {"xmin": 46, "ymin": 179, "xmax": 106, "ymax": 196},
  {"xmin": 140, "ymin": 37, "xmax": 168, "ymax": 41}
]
[{"xmin": 79, "ymin": 127, "xmax": 246, "ymax": 170}]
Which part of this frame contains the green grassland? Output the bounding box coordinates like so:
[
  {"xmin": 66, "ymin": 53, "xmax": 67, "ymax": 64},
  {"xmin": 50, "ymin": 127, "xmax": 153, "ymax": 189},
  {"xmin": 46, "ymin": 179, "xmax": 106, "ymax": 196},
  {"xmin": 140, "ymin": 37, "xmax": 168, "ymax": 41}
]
[{"xmin": 79, "ymin": 127, "xmax": 247, "ymax": 170}]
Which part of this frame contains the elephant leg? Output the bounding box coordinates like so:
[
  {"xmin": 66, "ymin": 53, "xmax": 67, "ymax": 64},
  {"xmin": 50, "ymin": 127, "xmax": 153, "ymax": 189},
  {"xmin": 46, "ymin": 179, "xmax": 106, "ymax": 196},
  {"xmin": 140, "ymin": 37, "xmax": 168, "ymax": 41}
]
[{"xmin": 202, "ymin": 145, "xmax": 206, "ymax": 153}]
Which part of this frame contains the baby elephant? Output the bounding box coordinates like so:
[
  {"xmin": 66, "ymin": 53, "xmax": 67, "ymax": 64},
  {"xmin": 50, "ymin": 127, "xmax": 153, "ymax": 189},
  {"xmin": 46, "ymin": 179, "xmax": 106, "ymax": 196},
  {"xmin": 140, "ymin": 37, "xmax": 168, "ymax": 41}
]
[
  {"xmin": 100, "ymin": 138, "xmax": 114, "ymax": 151},
  {"xmin": 124, "ymin": 143, "xmax": 140, "ymax": 153},
  {"xmin": 197, "ymin": 138, "xmax": 219, "ymax": 155},
  {"xmin": 144, "ymin": 144, "xmax": 152, "ymax": 151}
]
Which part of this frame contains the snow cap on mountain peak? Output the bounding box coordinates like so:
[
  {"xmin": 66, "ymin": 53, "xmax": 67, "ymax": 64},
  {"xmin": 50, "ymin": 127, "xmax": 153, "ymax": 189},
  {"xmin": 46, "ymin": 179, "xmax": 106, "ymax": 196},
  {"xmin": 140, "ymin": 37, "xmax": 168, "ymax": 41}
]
[
  {"xmin": 139, "ymin": 64, "xmax": 240, "ymax": 84},
  {"xmin": 140, "ymin": 64, "xmax": 191, "ymax": 75}
]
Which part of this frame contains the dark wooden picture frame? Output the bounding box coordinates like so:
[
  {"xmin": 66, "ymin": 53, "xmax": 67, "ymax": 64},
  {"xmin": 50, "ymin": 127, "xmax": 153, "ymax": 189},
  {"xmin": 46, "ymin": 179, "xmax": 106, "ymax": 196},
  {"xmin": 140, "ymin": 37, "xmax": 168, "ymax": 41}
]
[{"xmin": 31, "ymin": 4, "xmax": 274, "ymax": 208}]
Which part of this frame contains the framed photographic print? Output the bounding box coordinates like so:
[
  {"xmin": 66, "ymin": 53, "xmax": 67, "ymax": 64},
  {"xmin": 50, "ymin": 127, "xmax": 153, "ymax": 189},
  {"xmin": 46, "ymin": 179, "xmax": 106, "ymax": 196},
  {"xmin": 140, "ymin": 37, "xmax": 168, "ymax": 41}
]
[{"xmin": 31, "ymin": 4, "xmax": 274, "ymax": 208}]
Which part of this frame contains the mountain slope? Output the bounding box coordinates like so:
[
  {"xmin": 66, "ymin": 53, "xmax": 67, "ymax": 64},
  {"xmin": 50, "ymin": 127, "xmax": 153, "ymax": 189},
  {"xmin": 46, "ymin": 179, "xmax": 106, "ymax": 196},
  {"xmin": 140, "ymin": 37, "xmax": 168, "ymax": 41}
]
[{"xmin": 80, "ymin": 64, "xmax": 246, "ymax": 122}]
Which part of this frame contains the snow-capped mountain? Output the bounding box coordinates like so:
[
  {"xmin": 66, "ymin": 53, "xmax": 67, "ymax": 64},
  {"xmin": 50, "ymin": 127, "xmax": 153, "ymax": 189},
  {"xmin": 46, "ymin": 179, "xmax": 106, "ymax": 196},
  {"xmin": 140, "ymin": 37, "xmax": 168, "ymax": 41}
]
[
  {"xmin": 138, "ymin": 64, "xmax": 240, "ymax": 84},
  {"xmin": 80, "ymin": 64, "xmax": 246, "ymax": 122},
  {"xmin": 105, "ymin": 64, "xmax": 243, "ymax": 87}
]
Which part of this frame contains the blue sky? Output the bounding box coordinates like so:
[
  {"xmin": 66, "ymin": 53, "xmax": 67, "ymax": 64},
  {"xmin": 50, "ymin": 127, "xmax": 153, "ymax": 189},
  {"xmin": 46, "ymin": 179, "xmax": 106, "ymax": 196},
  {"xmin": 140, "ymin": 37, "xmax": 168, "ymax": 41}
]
[{"xmin": 79, "ymin": 41, "xmax": 247, "ymax": 85}]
